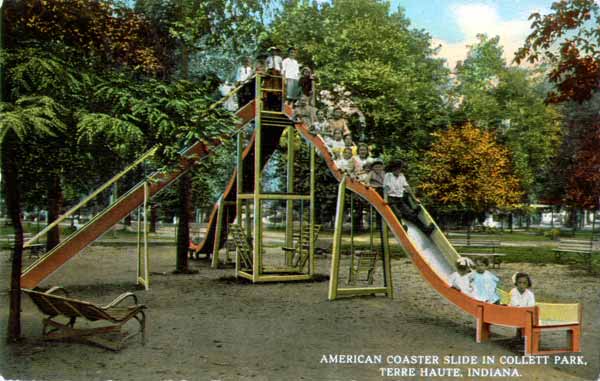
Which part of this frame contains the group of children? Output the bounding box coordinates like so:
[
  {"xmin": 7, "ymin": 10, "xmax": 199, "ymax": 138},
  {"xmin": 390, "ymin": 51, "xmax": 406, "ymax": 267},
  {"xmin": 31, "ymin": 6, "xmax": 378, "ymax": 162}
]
[
  {"xmin": 305, "ymin": 106, "xmax": 437, "ymax": 236},
  {"xmin": 234, "ymin": 46, "xmax": 314, "ymax": 110},
  {"xmin": 449, "ymin": 257, "xmax": 535, "ymax": 307}
]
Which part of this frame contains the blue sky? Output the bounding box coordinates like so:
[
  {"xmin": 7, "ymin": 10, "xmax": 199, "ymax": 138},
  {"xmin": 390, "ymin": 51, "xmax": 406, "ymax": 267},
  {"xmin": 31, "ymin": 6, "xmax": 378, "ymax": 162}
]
[{"xmin": 391, "ymin": 0, "xmax": 554, "ymax": 67}]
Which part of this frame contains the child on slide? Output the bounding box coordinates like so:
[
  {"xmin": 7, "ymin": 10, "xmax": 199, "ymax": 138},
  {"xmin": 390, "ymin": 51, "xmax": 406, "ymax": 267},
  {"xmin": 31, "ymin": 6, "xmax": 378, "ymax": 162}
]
[
  {"xmin": 335, "ymin": 147, "xmax": 356, "ymax": 177},
  {"xmin": 448, "ymin": 257, "xmax": 474, "ymax": 297},
  {"xmin": 471, "ymin": 257, "xmax": 500, "ymax": 304},
  {"xmin": 324, "ymin": 128, "xmax": 346, "ymax": 158},
  {"xmin": 509, "ymin": 272, "xmax": 535, "ymax": 307}
]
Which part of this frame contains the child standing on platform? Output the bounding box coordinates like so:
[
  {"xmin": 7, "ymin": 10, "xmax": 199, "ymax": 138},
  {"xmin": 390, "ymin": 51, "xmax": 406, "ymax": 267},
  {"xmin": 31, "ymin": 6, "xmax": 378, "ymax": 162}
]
[{"xmin": 282, "ymin": 47, "xmax": 301, "ymax": 106}]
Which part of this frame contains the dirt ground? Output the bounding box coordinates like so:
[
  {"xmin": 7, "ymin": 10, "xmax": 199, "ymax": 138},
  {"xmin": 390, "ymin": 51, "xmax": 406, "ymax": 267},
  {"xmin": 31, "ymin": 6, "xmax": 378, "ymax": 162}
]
[{"xmin": 1, "ymin": 239, "xmax": 599, "ymax": 381}]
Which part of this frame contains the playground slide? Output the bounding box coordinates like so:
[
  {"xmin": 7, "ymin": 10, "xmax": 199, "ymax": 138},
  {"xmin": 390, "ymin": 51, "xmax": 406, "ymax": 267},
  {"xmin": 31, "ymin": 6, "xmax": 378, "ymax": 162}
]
[
  {"xmin": 20, "ymin": 101, "xmax": 257, "ymax": 289},
  {"xmin": 192, "ymin": 112, "xmax": 292, "ymax": 257},
  {"xmin": 287, "ymin": 108, "xmax": 581, "ymax": 355}
]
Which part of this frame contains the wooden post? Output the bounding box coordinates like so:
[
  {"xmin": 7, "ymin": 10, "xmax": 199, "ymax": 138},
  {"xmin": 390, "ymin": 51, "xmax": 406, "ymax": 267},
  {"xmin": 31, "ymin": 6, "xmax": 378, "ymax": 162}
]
[
  {"xmin": 252, "ymin": 75, "xmax": 262, "ymax": 281},
  {"xmin": 328, "ymin": 176, "xmax": 347, "ymax": 300},
  {"xmin": 285, "ymin": 126, "xmax": 295, "ymax": 266}
]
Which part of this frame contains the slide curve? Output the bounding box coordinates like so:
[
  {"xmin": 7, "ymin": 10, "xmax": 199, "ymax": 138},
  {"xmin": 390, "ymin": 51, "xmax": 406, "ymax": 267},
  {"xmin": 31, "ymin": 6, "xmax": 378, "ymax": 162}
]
[{"xmin": 285, "ymin": 107, "xmax": 581, "ymax": 355}]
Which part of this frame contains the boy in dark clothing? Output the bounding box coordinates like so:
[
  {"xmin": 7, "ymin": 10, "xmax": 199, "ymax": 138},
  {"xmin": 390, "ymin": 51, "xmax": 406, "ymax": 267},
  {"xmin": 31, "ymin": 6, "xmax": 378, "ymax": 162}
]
[{"xmin": 384, "ymin": 160, "xmax": 435, "ymax": 235}]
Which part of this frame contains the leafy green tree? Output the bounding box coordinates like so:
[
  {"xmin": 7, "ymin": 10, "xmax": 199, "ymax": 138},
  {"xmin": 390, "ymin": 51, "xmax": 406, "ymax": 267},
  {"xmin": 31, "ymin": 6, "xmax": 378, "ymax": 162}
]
[
  {"xmin": 453, "ymin": 34, "xmax": 505, "ymax": 129},
  {"xmin": 454, "ymin": 34, "xmax": 563, "ymax": 203},
  {"xmin": 269, "ymin": 0, "xmax": 451, "ymax": 151},
  {"xmin": 0, "ymin": 96, "xmax": 66, "ymax": 342}
]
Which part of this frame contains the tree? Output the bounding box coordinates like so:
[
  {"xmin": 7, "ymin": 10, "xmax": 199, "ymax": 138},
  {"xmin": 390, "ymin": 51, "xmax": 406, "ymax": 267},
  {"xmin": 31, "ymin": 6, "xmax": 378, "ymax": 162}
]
[
  {"xmin": 453, "ymin": 34, "xmax": 505, "ymax": 129},
  {"xmin": 565, "ymin": 125, "xmax": 600, "ymax": 209},
  {"xmin": 541, "ymin": 92, "xmax": 600, "ymax": 208},
  {"xmin": 134, "ymin": 0, "xmax": 269, "ymax": 271},
  {"xmin": 4, "ymin": 0, "xmax": 168, "ymax": 74},
  {"xmin": 515, "ymin": 0, "xmax": 600, "ymax": 103},
  {"xmin": 453, "ymin": 34, "xmax": 563, "ymax": 203},
  {"xmin": 269, "ymin": 0, "xmax": 451, "ymax": 152},
  {"xmin": 0, "ymin": 96, "xmax": 66, "ymax": 342},
  {"xmin": 419, "ymin": 123, "xmax": 523, "ymax": 226}
]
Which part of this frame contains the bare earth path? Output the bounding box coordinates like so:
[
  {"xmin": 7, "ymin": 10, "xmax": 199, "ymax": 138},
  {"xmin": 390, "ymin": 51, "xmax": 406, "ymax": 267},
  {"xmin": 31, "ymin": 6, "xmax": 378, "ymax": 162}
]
[{"xmin": 1, "ymin": 243, "xmax": 598, "ymax": 381}]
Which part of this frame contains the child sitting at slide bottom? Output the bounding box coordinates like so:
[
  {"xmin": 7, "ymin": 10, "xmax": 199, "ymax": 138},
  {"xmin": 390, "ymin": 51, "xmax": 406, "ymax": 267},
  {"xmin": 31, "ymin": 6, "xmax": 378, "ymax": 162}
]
[
  {"xmin": 510, "ymin": 272, "xmax": 535, "ymax": 339},
  {"xmin": 448, "ymin": 257, "xmax": 474, "ymax": 297},
  {"xmin": 509, "ymin": 272, "xmax": 535, "ymax": 307},
  {"xmin": 471, "ymin": 258, "xmax": 500, "ymax": 304}
]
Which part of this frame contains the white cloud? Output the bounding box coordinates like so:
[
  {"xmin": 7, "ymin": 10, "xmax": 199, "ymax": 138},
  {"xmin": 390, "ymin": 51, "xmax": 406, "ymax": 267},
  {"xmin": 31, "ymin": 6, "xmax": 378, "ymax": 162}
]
[{"xmin": 433, "ymin": 3, "xmax": 532, "ymax": 70}]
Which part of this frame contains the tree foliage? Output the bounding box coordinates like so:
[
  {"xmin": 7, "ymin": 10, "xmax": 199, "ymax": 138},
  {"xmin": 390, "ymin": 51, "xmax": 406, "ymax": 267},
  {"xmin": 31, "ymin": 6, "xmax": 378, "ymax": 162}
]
[
  {"xmin": 269, "ymin": 0, "xmax": 451, "ymax": 151},
  {"xmin": 453, "ymin": 34, "xmax": 562, "ymax": 202},
  {"xmin": 565, "ymin": 125, "xmax": 600, "ymax": 209},
  {"xmin": 515, "ymin": 0, "xmax": 600, "ymax": 103},
  {"xmin": 419, "ymin": 123, "xmax": 523, "ymax": 215},
  {"xmin": 4, "ymin": 0, "xmax": 168, "ymax": 74}
]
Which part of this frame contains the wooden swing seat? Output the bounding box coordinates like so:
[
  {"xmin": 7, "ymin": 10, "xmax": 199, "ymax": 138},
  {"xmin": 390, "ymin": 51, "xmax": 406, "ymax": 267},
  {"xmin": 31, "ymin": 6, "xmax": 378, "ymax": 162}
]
[
  {"xmin": 281, "ymin": 224, "xmax": 322, "ymax": 270},
  {"xmin": 348, "ymin": 250, "xmax": 379, "ymax": 285},
  {"xmin": 23, "ymin": 287, "xmax": 146, "ymax": 351}
]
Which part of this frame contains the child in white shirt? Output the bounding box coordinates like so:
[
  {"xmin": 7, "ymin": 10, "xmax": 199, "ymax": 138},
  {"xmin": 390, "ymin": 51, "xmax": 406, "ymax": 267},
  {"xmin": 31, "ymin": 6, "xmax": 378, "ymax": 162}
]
[
  {"xmin": 324, "ymin": 128, "xmax": 346, "ymax": 158},
  {"xmin": 354, "ymin": 143, "xmax": 372, "ymax": 182},
  {"xmin": 448, "ymin": 257, "xmax": 475, "ymax": 297},
  {"xmin": 509, "ymin": 272, "xmax": 535, "ymax": 307},
  {"xmin": 282, "ymin": 47, "xmax": 301, "ymax": 106},
  {"xmin": 335, "ymin": 148, "xmax": 356, "ymax": 177}
]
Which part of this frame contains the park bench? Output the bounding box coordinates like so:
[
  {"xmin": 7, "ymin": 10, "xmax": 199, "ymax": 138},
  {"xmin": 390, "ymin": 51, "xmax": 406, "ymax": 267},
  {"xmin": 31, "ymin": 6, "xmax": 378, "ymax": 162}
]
[
  {"xmin": 553, "ymin": 239, "xmax": 595, "ymax": 272},
  {"xmin": 449, "ymin": 236, "xmax": 505, "ymax": 268},
  {"xmin": 22, "ymin": 287, "xmax": 146, "ymax": 351},
  {"xmin": 348, "ymin": 250, "xmax": 379, "ymax": 285},
  {"xmin": 0, "ymin": 234, "xmax": 45, "ymax": 259}
]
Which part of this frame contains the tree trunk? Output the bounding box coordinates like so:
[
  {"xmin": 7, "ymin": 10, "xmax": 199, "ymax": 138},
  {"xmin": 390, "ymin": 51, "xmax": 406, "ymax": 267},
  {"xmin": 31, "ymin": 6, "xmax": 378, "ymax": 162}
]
[
  {"xmin": 175, "ymin": 172, "xmax": 191, "ymax": 273},
  {"xmin": 3, "ymin": 133, "xmax": 23, "ymax": 342},
  {"xmin": 46, "ymin": 174, "xmax": 62, "ymax": 251},
  {"xmin": 149, "ymin": 203, "xmax": 158, "ymax": 233}
]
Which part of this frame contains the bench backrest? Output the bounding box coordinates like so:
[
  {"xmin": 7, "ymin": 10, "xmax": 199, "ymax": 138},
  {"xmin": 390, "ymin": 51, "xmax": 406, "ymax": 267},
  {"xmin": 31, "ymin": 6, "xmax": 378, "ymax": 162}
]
[
  {"xmin": 449, "ymin": 238, "xmax": 499, "ymax": 248},
  {"xmin": 23, "ymin": 289, "xmax": 112, "ymax": 322},
  {"xmin": 557, "ymin": 239, "xmax": 592, "ymax": 253}
]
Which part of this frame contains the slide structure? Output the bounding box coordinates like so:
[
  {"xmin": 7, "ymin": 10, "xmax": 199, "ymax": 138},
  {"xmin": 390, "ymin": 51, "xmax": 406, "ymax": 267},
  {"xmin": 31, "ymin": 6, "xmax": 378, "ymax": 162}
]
[
  {"xmin": 20, "ymin": 100, "xmax": 257, "ymax": 289},
  {"xmin": 20, "ymin": 82, "xmax": 582, "ymax": 355},
  {"xmin": 282, "ymin": 107, "xmax": 581, "ymax": 356},
  {"xmin": 190, "ymin": 111, "xmax": 290, "ymax": 258}
]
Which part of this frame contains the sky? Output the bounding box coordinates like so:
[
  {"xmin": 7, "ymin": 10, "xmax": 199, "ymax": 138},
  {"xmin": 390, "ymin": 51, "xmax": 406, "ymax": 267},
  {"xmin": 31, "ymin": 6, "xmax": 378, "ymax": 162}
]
[{"xmin": 392, "ymin": 0, "xmax": 553, "ymax": 69}]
